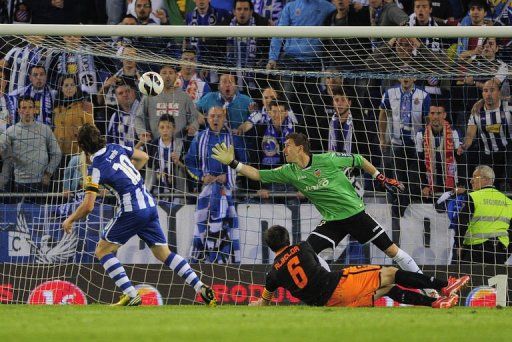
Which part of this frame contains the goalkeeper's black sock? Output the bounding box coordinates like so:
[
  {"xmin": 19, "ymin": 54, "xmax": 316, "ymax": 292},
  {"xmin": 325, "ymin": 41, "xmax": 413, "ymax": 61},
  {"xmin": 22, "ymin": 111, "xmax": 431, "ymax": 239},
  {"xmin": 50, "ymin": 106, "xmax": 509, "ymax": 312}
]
[
  {"xmin": 394, "ymin": 270, "xmax": 448, "ymax": 291},
  {"xmin": 387, "ymin": 286, "xmax": 436, "ymax": 307}
]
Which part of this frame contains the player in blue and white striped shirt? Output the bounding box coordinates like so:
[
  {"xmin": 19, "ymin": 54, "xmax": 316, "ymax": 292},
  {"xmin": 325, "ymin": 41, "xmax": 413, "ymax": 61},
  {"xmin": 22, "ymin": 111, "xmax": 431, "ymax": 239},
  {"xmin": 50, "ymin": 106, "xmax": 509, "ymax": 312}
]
[{"xmin": 62, "ymin": 123, "xmax": 216, "ymax": 306}]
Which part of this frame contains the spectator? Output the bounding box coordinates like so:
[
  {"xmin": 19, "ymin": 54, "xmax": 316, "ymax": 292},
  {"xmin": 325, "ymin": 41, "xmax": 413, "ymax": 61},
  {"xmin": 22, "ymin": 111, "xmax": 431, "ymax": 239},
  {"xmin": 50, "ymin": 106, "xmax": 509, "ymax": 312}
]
[
  {"xmin": 0, "ymin": 69, "xmax": 12, "ymax": 191},
  {"xmin": 53, "ymin": 74, "xmax": 94, "ymax": 157},
  {"xmin": 456, "ymin": 0, "xmax": 489, "ymax": 56},
  {"xmin": 47, "ymin": 36, "xmax": 99, "ymax": 95},
  {"xmin": 457, "ymin": 79, "xmax": 511, "ymax": 191},
  {"xmin": 111, "ymin": 14, "xmax": 138, "ymax": 48},
  {"xmin": 367, "ymin": 37, "xmax": 419, "ymax": 72},
  {"xmin": 235, "ymin": 86, "xmax": 292, "ymax": 134},
  {"xmin": 8, "ymin": 64, "xmax": 56, "ymax": 126},
  {"xmin": 185, "ymin": 106, "xmax": 246, "ymax": 263},
  {"xmin": 328, "ymin": 85, "xmax": 376, "ymax": 186},
  {"xmin": 379, "ymin": 76, "xmax": 430, "ymax": 208},
  {"xmin": 195, "ymin": 73, "xmax": 254, "ymax": 130},
  {"xmin": 267, "ymin": 0, "xmax": 335, "ymax": 71},
  {"xmin": 459, "ymin": 37, "xmax": 509, "ymax": 97},
  {"xmin": 106, "ymin": 82, "xmax": 140, "ymax": 147},
  {"xmin": 2, "ymin": 35, "xmax": 48, "ymax": 94},
  {"xmin": 145, "ymin": 114, "xmax": 187, "ymax": 200},
  {"xmin": 0, "ymin": 96, "xmax": 61, "ymax": 194},
  {"xmin": 400, "ymin": 0, "xmax": 454, "ymax": 21},
  {"xmin": 266, "ymin": 0, "xmax": 335, "ymax": 151},
  {"xmin": 175, "ymin": 48, "xmax": 211, "ymax": 102},
  {"xmin": 458, "ymin": 0, "xmax": 509, "ymax": 26},
  {"xmin": 185, "ymin": 0, "xmax": 230, "ymax": 63},
  {"xmin": 119, "ymin": 13, "xmax": 138, "ymax": 25},
  {"xmin": 253, "ymin": 100, "xmax": 298, "ymax": 201},
  {"xmin": 408, "ymin": 0, "xmax": 443, "ymax": 52},
  {"xmin": 97, "ymin": 46, "xmax": 141, "ymax": 107},
  {"xmin": 10, "ymin": 1, "xmax": 31, "ymax": 24},
  {"xmin": 127, "ymin": 0, "xmax": 181, "ymax": 54},
  {"xmin": 0, "ymin": 69, "xmax": 13, "ymax": 131},
  {"xmin": 235, "ymin": 87, "xmax": 298, "ymax": 164},
  {"xmin": 456, "ymin": 165, "xmax": 512, "ymax": 264},
  {"xmin": 324, "ymin": 0, "xmax": 371, "ymax": 71},
  {"xmin": 453, "ymin": 37, "xmax": 509, "ymax": 133},
  {"xmin": 415, "ymin": 104, "xmax": 461, "ymax": 198},
  {"xmin": 106, "ymin": 0, "xmax": 126, "ymax": 24},
  {"xmin": 326, "ymin": 0, "xmax": 370, "ymax": 26},
  {"xmin": 222, "ymin": 0, "xmax": 270, "ymax": 97},
  {"xmin": 128, "ymin": 0, "xmax": 168, "ymax": 25},
  {"xmin": 25, "ymin": 0, "xmax": 81, "ymax": 24},
  {"xmin": 135, "ymin": 65, "xmax": 201, "ymax": 144},
  {"xmin": 328, "ymin": 86, "xmax": 371, "ymax": 158},
  {"xmin": 369, "ymin": 0, "xmax": 409, "ymax": 26}
]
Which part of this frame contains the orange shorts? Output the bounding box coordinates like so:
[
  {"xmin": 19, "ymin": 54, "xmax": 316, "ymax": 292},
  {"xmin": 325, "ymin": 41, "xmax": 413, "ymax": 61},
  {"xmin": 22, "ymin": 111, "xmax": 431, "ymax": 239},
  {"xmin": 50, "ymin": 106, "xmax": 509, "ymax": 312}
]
[{"xmin": 325, "ymin": 265, "xmax": 382, "ymax": 307}]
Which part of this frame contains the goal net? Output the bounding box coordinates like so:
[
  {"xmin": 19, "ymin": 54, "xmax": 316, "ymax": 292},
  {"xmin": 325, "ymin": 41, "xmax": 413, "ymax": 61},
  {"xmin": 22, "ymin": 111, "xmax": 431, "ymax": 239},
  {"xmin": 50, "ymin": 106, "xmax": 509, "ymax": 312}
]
[{"xmin": 0, "ymin": 25, "xmax": 510, "ymax": 306}]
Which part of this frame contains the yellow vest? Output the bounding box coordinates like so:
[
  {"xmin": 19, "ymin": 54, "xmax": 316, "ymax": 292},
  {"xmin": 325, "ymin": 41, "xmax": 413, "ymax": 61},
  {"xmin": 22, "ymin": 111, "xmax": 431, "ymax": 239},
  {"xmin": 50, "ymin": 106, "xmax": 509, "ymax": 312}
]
[{"xmin": 463, "ymin": 187, "xmax": 512, "ymax": 247}]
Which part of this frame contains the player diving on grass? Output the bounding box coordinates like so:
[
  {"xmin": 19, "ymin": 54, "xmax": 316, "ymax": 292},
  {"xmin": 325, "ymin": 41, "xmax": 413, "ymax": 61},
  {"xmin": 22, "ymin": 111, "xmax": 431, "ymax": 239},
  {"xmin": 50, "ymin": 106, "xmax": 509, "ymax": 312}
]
[
  {"xmin": 212, "ymin": 132, "xmax": 423, "ymax": 274},
  {"xmin": 250, "ymin": 225, "xmax": 469, "ymax": 308},
  {"xmin": 62, "ymin": 123, "xmax": 216, "ymax": 306}
]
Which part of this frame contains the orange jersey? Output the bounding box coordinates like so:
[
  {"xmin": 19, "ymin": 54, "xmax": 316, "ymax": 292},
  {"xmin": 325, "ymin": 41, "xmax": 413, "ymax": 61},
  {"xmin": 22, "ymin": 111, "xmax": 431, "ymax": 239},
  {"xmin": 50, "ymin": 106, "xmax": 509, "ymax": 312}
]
[{"xmin": 326, "ymin": 265, "xmax": 382, "ymax": 307}]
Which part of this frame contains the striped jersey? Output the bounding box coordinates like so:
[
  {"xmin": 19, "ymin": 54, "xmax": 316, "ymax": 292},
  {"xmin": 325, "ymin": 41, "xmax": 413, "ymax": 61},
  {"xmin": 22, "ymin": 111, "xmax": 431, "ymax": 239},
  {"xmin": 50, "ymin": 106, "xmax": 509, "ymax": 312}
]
[
  {"xmin": 380, "ymin": 85, "xmax": 430, "ymax": 146},
  {"xmin": 468, "ymin": 102, "xmax": 512, "ymax": 154},
  {"xmin": 86, "ymin": 144, "xmax": 155, "ymax": 213}
]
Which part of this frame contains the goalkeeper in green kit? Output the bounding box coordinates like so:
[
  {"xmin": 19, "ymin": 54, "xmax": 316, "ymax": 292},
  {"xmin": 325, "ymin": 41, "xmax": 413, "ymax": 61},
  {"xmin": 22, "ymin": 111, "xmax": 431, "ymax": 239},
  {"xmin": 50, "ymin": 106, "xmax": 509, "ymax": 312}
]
[{"xmin": 212, "ymin": 132, "xmax": 423, "ymax": 274}]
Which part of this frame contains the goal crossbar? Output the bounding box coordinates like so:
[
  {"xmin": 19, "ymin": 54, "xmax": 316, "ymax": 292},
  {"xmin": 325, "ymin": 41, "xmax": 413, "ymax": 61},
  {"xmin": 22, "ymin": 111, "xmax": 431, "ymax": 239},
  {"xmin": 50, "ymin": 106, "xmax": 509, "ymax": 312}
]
[{"xmin": 0, "ymin": 24, "xmax": 511, "ymax": 38}]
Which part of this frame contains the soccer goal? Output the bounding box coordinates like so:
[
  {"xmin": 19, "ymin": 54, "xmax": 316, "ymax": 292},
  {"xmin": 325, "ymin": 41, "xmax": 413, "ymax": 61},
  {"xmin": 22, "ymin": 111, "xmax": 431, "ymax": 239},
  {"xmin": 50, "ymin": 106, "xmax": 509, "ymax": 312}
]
[{"xmin": 0, "ymin": 24, "xmax": 510, "ymax": 306}]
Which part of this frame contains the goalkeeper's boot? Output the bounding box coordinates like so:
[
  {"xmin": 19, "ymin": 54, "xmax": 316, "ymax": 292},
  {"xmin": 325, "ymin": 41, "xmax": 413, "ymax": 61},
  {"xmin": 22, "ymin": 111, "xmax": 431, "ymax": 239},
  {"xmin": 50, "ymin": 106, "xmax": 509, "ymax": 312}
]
[
  {"xmin": 431, "ymin": 294, "xmax": 459, "ymax": 309},
  {"xmin": 200, "ymin": 285, "xmax": 217, "ymax": 307},
  {"xmin": 441, "ymin": 275, "xmax": 470, "ymax": 297},
  {"xmin": 111, "ymin": 293, "xmax": 142, "ymax": 307}
]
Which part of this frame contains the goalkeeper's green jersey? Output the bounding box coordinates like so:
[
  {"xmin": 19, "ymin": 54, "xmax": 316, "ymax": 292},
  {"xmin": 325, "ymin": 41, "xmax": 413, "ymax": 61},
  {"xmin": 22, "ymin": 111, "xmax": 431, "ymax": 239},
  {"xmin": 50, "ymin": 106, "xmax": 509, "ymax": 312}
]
[{"xmin": 259, "ymin": 152, "xmax": 365, "ymax": 221}]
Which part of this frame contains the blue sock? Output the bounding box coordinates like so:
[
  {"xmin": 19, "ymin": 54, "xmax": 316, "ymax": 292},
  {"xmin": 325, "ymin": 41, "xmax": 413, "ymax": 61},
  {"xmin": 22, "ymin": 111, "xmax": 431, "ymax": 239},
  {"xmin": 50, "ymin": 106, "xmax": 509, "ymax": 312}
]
[
  {"xmin": 100, "ymin": 253, "xmax": 137, "ymax": 298},
  {"xmin": 164, "ymin": 252, "xmax": 204, "ymax": 292}
]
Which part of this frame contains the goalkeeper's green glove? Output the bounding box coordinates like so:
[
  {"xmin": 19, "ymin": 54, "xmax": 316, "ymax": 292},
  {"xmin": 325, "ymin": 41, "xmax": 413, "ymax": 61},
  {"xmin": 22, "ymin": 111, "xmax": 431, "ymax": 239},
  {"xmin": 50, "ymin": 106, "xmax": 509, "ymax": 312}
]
[{"xmin": 212, "ymin": 142, "xmax": 235, "ymax": 165}]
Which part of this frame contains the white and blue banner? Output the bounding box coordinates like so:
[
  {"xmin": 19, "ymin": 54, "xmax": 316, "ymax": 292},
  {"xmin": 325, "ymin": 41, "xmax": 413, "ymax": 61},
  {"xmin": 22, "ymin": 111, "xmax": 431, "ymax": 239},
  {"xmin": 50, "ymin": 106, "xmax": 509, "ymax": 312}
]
[{"xmin": 2, "ymin": 202, "xmax": 507, "ymax": 265}]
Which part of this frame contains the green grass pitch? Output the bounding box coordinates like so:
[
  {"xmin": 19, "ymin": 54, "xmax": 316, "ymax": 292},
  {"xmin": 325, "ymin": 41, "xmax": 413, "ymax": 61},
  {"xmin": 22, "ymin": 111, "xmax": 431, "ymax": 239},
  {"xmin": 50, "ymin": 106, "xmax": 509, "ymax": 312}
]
[{"xmin": 1, "ymin": 305, "xmax": 511, "ymax": 341}]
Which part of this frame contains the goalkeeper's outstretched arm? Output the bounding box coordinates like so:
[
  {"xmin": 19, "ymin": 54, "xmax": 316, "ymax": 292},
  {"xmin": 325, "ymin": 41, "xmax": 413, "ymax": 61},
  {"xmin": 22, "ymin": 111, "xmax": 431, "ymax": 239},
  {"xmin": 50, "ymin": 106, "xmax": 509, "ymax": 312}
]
[
  {"xmin": 212, "ymin": 143, "xmax": 261, "ymax": 181},
  {"xmin": 360, "ymin": 156, "xmax": 405, "ymax": 194}
]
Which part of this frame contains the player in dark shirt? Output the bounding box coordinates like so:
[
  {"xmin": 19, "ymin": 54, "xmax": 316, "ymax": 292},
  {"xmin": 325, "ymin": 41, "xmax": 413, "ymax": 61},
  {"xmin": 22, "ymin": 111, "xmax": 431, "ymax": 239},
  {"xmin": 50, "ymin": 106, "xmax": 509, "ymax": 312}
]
[{"xmin": 250, "ymin": 225, "xmax": 469, "ymax": 308}]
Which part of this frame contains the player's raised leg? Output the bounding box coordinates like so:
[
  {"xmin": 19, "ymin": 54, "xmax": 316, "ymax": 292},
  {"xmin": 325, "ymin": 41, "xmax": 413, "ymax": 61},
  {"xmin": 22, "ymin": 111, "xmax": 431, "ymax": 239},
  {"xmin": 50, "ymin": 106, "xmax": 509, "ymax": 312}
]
[
  {"xmin": 95, "ymin": 239, "xmax": 141, "ymax": 306},
  {"xmin": 376, "ymin": 267, "xmax": 469, "ymax": 308},
  {"xmin": 151, "ymin": 245, "xmax": 217, "ymax": 306}
]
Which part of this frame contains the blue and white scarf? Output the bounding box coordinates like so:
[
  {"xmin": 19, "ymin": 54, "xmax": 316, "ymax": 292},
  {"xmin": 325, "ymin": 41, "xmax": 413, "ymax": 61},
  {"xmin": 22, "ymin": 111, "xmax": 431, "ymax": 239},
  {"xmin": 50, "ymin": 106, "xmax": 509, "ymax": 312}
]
[
  {"xmin": 8, "ymin": 85, "xmax": 55, "ymax": 125},
  {"xmin": 107, "ymin": 100, "xmax": 140, "ymax": 147},
  {"xmin": 191, "ymin": 182, "xmax": 240, "ymax": 264},
  {"xmin": 408, "ymin": 14, "xmax": 441, "ymax": 52},
  {"xmin": 328, "ymin": 112, "xmax": 353, "ymax": 153},
  {"xmin": 157, "ymin": 138, "xmax": 175, "ymax": 191},
  {"xmin": 56, "ymin": 52, "xmax": 98, "ymax": 94},
  {"xmin": 253, "ymin": 0, "xmax": 283, "ymax": 23},
  {"xmin": 226, "ymin": 16, "xmax": 257, "ymax": 69},
  {"xmin": 188, "ymin": 7, "xmax": 219, "ymax": 51},
  {"xmin": 4, "ymin": 45, "xmax": 46, "ymax": 94}
]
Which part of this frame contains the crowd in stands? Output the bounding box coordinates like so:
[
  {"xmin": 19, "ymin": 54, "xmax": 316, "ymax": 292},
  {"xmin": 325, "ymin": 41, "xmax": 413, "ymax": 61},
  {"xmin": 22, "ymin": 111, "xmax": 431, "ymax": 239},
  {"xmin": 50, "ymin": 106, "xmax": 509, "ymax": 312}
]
[{"xmin": 0, "ymin": 0, "xmax": 511, "ymax": 204}]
